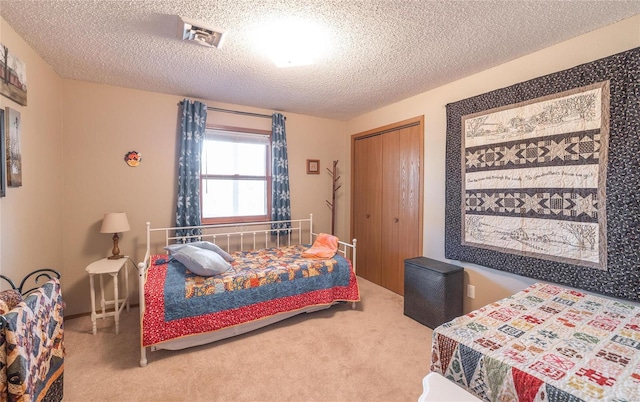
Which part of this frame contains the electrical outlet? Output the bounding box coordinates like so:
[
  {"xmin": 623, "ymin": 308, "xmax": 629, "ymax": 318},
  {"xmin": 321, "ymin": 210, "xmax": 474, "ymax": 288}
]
[{"xmin": 467, "ymin": 284, "xmax": 476, "ymax": 299}]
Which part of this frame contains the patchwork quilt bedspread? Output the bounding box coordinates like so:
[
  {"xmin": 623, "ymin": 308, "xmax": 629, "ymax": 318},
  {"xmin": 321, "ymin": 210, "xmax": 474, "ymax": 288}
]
[
  {"xmin": 143, "ymin": 244, "xmax": 360, "ymax": 346},
  {"xmin": 431, "ymin": 283, "xmax": 640, "ymax": 401}
]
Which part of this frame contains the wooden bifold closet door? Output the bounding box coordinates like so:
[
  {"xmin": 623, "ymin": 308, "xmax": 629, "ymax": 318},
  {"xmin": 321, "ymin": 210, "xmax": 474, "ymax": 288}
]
[{"xmin": 351, "ymin": 116, "xmax": 423, "ymax": 295}]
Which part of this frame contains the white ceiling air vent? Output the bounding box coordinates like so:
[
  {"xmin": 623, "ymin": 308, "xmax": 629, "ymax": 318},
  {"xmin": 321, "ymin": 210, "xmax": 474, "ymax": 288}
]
[{"xmin": 179, "ymin": 16, "xmax": 226, "ymax": 49}]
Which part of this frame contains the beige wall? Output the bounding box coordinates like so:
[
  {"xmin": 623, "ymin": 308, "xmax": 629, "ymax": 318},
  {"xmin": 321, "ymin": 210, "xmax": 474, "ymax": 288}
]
[
  {"xmin": 346, "ymin": 14, "xmax": 640, "ymax": 312},
  {"xmin": 61, "ymin": 81, "xmax": 347, "ymax": 315},
  {"xmin": 0, "ymin": 18, "xmax": 64, "ymax": 285}
]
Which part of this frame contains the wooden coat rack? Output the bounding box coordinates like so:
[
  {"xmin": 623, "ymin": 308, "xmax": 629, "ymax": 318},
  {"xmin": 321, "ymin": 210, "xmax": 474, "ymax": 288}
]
[{"xmin": 325, "ymin": 160, "xmax": 341, "ymax": 235}]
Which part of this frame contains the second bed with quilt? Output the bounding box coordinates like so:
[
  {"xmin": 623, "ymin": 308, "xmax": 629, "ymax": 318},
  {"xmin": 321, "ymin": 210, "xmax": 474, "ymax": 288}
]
[{"xmin": 430, "ymin": 282, "xmax": 640, "ymax": 401}]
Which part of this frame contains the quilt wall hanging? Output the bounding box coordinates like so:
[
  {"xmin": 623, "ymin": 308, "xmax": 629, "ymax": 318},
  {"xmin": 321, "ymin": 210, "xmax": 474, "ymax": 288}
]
[{"xmin": 444, "ymin": 46, "xmax": 640, "ymax": 302}]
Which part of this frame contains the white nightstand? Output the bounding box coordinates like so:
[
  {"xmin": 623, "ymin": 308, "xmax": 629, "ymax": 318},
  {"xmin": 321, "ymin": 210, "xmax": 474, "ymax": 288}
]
[{"xmin": 85, "ymin": 257, "xmax": 131, "ymax": 335}]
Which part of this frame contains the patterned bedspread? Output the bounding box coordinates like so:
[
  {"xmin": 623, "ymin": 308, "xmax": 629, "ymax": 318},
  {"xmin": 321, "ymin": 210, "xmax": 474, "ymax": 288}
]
[
  {"xmin": 431, "ymin": 283, "xmax": 640, "ymax": 401},
  {"xmin": 143, "ymin": 245, "xmax": 360, "ymax": 346},
  {"xmin": 1, "ymin": 279, "xmax": 64, "ymax": 401}
]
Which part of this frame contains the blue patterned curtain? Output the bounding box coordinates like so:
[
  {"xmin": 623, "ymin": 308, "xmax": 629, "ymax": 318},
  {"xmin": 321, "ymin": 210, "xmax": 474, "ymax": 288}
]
[
  {"xmin": 271, "ymin": 113, "xmax": 291, "ymax": 233},
  {"xmin": 176, "ymin": 99, "xmax": 207, "ymax": 239}
]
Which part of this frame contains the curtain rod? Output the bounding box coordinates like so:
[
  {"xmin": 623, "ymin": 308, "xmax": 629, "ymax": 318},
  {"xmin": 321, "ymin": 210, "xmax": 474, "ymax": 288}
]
[
  {"xmin": 207, "ymin": 106, "xmax": 274, "ymax": 119},
  {"xmin": 178, "ymin": 102, "xmax": 283, "ymax": 120}
]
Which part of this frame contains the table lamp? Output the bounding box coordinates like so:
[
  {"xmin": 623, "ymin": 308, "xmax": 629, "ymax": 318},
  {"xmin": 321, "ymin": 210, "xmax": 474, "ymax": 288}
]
[{"xmin": 100, "ymin": 212, "xmax": 130, "ymax": 259}]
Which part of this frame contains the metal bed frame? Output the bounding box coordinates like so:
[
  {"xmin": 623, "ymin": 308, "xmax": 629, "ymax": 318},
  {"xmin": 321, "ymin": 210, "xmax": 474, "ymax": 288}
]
[{"xmin": 137, "ymin": 214, "xmax": 356, "ymax": 367}]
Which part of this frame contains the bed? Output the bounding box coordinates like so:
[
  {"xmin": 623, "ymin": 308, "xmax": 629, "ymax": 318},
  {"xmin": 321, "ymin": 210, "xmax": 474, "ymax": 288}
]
[
  {"xmin": 137, "ymin": 215, "xmax": 360, "ymax": 367},
  {"xmin": 430, "ymin": 282, "xmax": 640, "ymax": 401}
]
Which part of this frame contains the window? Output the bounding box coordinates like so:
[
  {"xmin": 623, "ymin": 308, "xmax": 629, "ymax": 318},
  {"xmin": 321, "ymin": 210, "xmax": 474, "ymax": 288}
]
[{"xmin": 201, "ymin": 126, "xmax": 271, "ymax": 224}]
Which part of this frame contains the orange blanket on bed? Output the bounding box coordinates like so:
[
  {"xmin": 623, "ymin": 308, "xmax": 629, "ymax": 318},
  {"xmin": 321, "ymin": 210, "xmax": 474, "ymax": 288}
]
[{"xmin": 302, "ymin": 233, "xmax": 338, "ymax": 258}]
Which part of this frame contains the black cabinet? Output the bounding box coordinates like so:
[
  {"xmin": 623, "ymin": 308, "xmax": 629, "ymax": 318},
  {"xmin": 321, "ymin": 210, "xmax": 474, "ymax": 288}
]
[{"xmin": 403, "ymin": 257, "xmax": 463, "ymax": 329}]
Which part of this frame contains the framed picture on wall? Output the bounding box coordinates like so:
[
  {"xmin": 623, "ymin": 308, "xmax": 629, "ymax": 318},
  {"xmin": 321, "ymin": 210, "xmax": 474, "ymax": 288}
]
[
  {"xmin": 306, "ymin": 159, "xmax": 320, "ymax": 174},
  {"xmin": 0, "ymin": 43, "xmax": 28, "ymax": 106},
  {"xmin": 0, "ymin": 109, "xmax": 5, "ymax": 197},
  {"xmin": 5, "ymin": 107, "xmax": 22, "ymax": 187}
]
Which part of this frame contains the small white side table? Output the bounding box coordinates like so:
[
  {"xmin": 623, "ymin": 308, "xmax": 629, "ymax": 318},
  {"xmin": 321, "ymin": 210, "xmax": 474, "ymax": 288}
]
[{"xmin": 85, "ymin": 257, "xmax": 130, "ymax": 335}]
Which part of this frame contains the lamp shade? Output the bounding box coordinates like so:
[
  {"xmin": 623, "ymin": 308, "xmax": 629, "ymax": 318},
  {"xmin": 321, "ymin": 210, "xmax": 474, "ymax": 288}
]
[{"xmin": 100, "ymin": 212, "xmax": 130, "ymax": 233}]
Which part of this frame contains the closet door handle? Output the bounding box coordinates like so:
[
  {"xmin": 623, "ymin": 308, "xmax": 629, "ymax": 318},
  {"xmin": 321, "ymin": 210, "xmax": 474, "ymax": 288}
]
[
  {"xmin": 366, "ymin": 214, "xmax": 370, "ymax": 219},
  {"xmin": 394, "ymin": 217, "xmax": 399, "ymax": 223}
]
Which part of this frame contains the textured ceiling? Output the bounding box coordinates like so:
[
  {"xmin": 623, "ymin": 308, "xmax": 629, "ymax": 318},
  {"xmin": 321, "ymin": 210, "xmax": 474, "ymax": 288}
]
[{"xmin": 1, "ymin": 1, "xmax": 639, "ymax": 120}]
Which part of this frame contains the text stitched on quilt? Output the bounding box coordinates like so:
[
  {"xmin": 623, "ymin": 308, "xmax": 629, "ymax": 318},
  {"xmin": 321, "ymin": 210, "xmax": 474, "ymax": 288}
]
[{"xmin": 461, "ymin": 83, "xmax": 609, "ymax": 270}]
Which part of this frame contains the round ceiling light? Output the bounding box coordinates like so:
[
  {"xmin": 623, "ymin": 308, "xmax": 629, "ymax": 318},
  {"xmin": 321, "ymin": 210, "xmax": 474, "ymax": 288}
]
[{"xmin": 251, "ymin": 17, "xmax": 330, "ymax": 68}]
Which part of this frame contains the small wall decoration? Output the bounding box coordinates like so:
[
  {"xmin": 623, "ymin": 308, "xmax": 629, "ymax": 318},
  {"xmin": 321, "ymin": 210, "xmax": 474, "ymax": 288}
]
[
  {"xmin": 125, "ymin": 151, "xmax": 142, "ymax": 167},
  {"xmin": 0, "ymin": 109, "xmax": 5, "ymax": 197},
  {"xmin": 5, "ymin": 107, "xmax": 22, "ymax": 187},
  {"xmin": 0, "ymin": 44, "xmax": 27, "ymax": 106},
  {"xmin": 306, "ymin": 159, "xmax": 319, "ymax": 174}
]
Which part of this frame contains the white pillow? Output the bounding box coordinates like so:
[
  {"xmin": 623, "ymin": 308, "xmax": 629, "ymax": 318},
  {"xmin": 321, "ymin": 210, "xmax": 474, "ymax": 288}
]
[
  {"xmin": 165, "ymin": 241, "xmax": 234, "ymax": 262},
  {"xmin": 172, "ymin": 245, "xmax": 232, "ymax": 276},
  {"xmin": 193, "ymin": 241, "xmax": 234, "ymax": 262}
]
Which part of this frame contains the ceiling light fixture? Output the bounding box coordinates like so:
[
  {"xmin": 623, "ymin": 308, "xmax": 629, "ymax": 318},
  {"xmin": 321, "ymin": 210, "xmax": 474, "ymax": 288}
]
[
  {"xmin": 251, "ymin": 17, "xmax": 329, "ymax": 68},
  {"xmin": 178, "ymin": 16, "xmax": 226, "ymax": 49}
]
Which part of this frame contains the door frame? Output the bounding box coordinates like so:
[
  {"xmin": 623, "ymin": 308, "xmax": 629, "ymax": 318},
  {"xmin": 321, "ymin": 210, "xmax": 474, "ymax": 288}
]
[{"xmin": 350, "ymin": 115, "xmax": 425, "ymax": 259}]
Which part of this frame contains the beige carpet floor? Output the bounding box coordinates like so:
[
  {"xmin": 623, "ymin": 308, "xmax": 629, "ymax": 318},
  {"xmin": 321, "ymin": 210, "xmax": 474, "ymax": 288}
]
[{"xmin": 63, "ymin": 277, "xmax": 433, "ymax": 401}]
